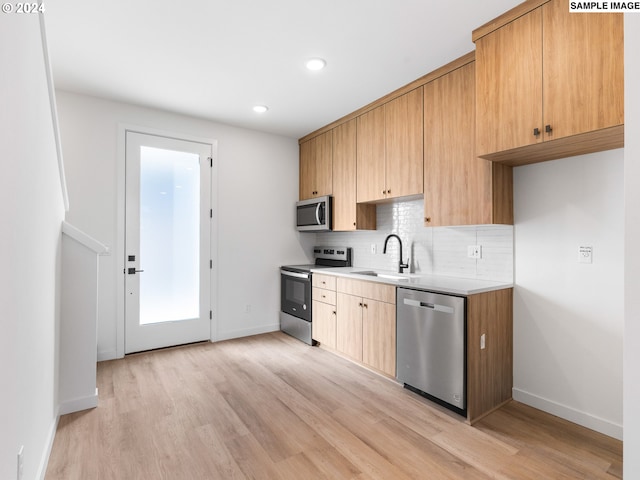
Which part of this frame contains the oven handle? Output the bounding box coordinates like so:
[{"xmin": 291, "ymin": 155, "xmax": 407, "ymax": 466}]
[{"xmin": 281, "ymin": 270, "xmax": 311, "ymax": 280}]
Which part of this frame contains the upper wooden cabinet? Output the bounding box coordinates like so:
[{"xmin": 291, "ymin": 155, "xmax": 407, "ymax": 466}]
[
  {"xmin": 424, "ymin": 60, "xmax": 513, "ymax": 226},
  {"xmin": 332, "ymin": 119, "xmax": 376, "ymax": 231},
  {"xmin": 355, "ymin": 106, "xmax": 385, "ymax": 203},
  {"xmin": 473, "ymin": 0, "xmax": 624, "ymax": 166},
  {"xmin": 299, "ymin": 130, "xmax": 333, "ymax": 200},
  {"xmin": 385, "ymin": 89, "xmax": 424, "ymax": 199},
  {"xmin": 357, "ymin": 88, "xmax": 424, "ymax": 202},
  {"xmin": 542, "ymin": 0, "xmax": 623, "ymax": 139}
]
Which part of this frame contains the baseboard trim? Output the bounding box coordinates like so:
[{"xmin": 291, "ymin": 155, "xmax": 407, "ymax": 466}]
[
  {"xmin": 98, "ymin": 349, "xmax": 118, "ymax": 361},
  {"xmin": 36, "ymin": 412, "xmax": 59, "ymax": 480},
  {"xmin": 213, "ymin": 324, "xmax": 279, "ymax": 342},
  {"xmin": 58, "ymin": 388, "xmax": 99, "ymax": 415},
  {"xmin": 513, "ymin": 388, "xmax": 623, "ymax": 440}
]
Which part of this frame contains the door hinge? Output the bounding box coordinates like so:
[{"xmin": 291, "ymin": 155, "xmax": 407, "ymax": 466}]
[
  {"xmin": 208, "ymin": 157, "xmax": 213, "ymax": 167},
  {"xmin": 210, "ymin": 259, "xmax": 213, "ymax": 269},
  {"xmin": 209, "ymin": 310, "xmax": 212, "ymax": 320},
  {"xmin": 210, "ymin": 209, "xmax": 213, "ymax": 218}
]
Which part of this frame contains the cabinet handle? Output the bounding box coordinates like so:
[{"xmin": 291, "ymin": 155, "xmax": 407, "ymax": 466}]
[
  {"xmin": 533, "ymin": 127, "xmax": 540, "ymax": 136},
  {"xmin": 381, "ymin": 190, "xmax": 386, "ymax": 195},
  {"xmin": 545, "ymin": 124, "xmax": 553, "ymax": 133},
  {"xmin": 387, "ymin": 189, "xmax": 391, "ymax": 194},
  {"xmin": 425, "ymin": 217, "xmax": 431, "ymax": 223},
  {"xmin": 363, "ymin": 303, "xmax": 368, "ymax": 308},
  {"xmin": 332, "ymin": 311, "xmax": 336, "ymax": 316},
  {"xmin": 359, "ymin": 302, "xmax": 363, "ymax": 307}
]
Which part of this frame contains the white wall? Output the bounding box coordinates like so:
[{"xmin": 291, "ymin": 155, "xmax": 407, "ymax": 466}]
[
  {"xmin": 0, "ymin": 14, "xmax": 66, "ymax": 480},
  {"xmin": 55, "ymin": 92, "xmax": 312, "ymax": 359},
  {"xmin": 624, "ymin": 12, "xmax": 640, "ymax": 479},
  {"xmin": 513, "ymin": 149, "xmax": 624, "ymax": 439}
]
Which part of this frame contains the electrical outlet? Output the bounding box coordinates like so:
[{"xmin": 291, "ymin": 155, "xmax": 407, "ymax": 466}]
[
  {"xmin": 467, "ymin": 245, "xmax": 482, "ymax": 259},
  {"xmin": 17, "ymin": 446, "xmax": 24, "ymax": 480},
  {"xmin": 370, "ymin": 243, "xmax": 376, "ymax": 254}
]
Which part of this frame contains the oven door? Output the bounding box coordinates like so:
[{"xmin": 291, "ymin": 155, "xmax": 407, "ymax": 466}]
[{"xmin": 280, "ymin": 270, "xmax": 311, "ymax": 322}]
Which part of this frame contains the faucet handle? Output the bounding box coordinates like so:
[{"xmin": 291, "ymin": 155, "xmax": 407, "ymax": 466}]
[{"xmin": 399, "ymin": 257, "xmax": 410, "ymax": 274}]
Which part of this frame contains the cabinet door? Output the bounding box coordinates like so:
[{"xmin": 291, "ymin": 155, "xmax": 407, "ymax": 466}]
[
  {"xmin": 312, "ymin": 300, "xmax": 336, "ymax": 349},
  {"xmin": 332, "ymin": 120, "xmax": 376, "ymax": 231},
  {"xmin": 336, "ymin": 293, "xmax": 363, "ymax": 361},
  {"xmin": 299, "ymin": 132, "xmax": 333, "ymax": 200},
  {"xmin": 385, "ymin": 88, "xmax": 424, "ymax": 199},
  {"xmin": 299, "ymin": 139, "xmax": 314, "ymax": 200},
  {"xmin": 542, "ymin": 0, "xmax": 623, "ymax": 140},
  {"xmin": 313, "ymin": 130, "xmax": 333, "ymax": 197},
  {"xmin": 356, "ymin": 106, "xmax": 386, "ymax": 203},
  {"xmin": 475, "ymin": 7, "xmax": 543, "ymax": 156},
  {"xmin": 425, "ymin": 62, "xmax": 494, "ymax": 226},
  {"xmin": 332, "ymin": 120, "xmax": 357, "ymax": 230},
  {"xmin": 362, "ymin": 299, "xmax": 396, "ymax": 377}
]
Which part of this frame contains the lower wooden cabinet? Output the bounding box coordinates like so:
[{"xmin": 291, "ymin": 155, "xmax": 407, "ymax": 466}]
[
  {"xmin": 466, "ymin": 288, "xmax": 513, "ymax": 423},
  {"xmin": 362, "ymin": 299, "xmax": 396, "ymax": 377},
  {"xmin": 316, "ymin": 274, "xmax": 513, "ymax": 422},
  {"xmin": 312, "ymin": 274, "xmax": 337, "ymax": 348},
  {"xmin": 312, "ymin": 300, "xmax": 336, "ymax": 349},
  {"xmin": 335, "ymin": 278, "xmax": 396, "ymax": 377},
  {"xmin": 336, "ymin": 293, "xmax": 363, "ymax": 361}
]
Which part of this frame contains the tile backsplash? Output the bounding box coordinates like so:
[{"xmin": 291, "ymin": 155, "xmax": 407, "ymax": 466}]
[{"xmin": 317, "ymin": 199, "xmax": 513, "ymax": 283}]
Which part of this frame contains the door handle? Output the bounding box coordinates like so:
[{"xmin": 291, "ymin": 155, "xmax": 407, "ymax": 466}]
[
  {"xmin": 403, "ymin": 298, "xmax": 454, "ymax": 314},
  {"xmin": 127, "ymin": 268, "xmax": 144, "ymax": 274}
]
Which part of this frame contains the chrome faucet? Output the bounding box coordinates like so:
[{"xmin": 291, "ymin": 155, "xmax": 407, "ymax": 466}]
[{"xmin": 383, "ymin": 234, "xmax": 409, "ymax": 273}]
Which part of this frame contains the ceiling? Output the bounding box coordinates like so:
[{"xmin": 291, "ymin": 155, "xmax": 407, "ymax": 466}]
[{"xmin": 45, "ymin": 0, "xmax": 522, "ymax": 139}]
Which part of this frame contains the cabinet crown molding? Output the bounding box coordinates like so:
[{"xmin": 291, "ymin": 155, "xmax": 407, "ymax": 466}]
[{"xmin": 472, "ymin": 0, "xmax": 550, "ymax": 42}]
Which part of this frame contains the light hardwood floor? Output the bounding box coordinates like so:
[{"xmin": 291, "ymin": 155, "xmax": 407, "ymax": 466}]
[{"xmin": 46, "ymin": 332, "xmax": 622, "ymax": 479}]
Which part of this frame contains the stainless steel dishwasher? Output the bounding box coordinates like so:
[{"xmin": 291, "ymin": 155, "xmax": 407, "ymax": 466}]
[{"xmin": 396, "ymin": 287, "xmax": 466, "ymax": 416}]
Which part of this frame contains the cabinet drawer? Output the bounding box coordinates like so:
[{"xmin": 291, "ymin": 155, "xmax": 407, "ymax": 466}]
[
  {"xmin": 313, "ymin": 274, "xmax": 336, "ymax": 290},
  {"xmin": 337, "ymin": 277, "xmax": 395, "ymax": 304},
  {"xmin": 313, "ymin": 287, "xmax": 336, "ymax": 305}
]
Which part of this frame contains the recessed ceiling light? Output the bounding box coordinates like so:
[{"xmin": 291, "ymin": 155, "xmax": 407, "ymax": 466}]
[
  {"xmin": 306, "ymin": 58, "xmax": 326, "ymax": 71},
  {"xmin": 253, "ymin": 105, "xmax": 268, "ymax": 113}
]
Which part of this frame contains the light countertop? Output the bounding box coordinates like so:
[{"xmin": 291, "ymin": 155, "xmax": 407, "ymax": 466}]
[{"xmin": 311, "ymin": 267, "xmax": 513, "ymax": 296}]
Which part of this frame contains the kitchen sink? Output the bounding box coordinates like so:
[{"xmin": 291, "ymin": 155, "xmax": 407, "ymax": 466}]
[{"xmin": 352, "ymin": 271, "xmax": 410, "ymax": 281}]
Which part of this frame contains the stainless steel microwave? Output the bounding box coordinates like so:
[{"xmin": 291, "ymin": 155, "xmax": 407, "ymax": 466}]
[{"xmin": 296, "ymin": 196, "xmax": 332, "ymax": 232}]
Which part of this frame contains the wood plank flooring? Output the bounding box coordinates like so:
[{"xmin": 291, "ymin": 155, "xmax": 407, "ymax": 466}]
[{"xmin": 45, "ymin": 332, "xmax": 622, "ymax": 479}]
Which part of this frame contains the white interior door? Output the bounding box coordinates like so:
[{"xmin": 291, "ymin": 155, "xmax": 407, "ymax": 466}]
[{"xmin": 125, "ymin": 131, "xmax": 211, "ymax": 354}]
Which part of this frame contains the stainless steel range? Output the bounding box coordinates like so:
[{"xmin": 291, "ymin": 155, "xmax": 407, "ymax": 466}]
[{"xmin": 280, "ymin": 246, "xmax": 352, "ymax": 345}]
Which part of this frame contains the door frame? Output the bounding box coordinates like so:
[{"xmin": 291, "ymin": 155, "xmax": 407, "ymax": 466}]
[{"xmin": 116, "ymin": 124, "xmax": 218, "ymax": 358}]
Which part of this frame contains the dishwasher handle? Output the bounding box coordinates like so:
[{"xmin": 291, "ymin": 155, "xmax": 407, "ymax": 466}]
[{"xmin": 403, "ymin": 298, "xmax": 455, "ymax": 314}]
